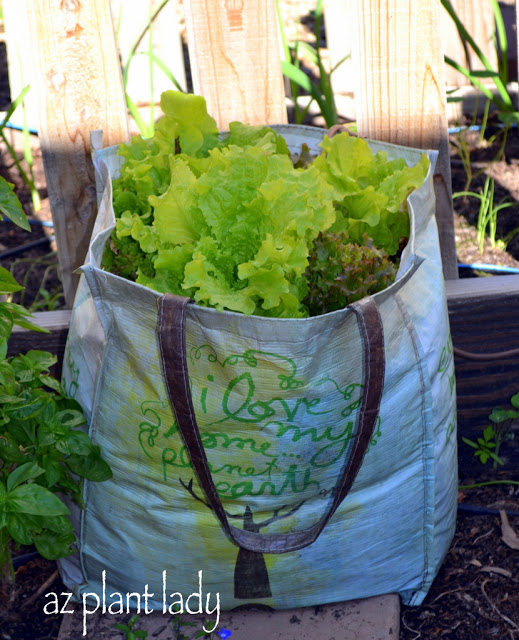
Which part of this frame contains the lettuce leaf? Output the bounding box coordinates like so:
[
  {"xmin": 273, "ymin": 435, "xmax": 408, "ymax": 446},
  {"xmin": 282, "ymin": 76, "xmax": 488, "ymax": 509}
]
[
  {"xmin": 315, "ymin": 133, "xmax": 429, "ymax": 255},
  {"xmin": 146, "ymin": 144, "xmax": 335, "ymax": 317}
]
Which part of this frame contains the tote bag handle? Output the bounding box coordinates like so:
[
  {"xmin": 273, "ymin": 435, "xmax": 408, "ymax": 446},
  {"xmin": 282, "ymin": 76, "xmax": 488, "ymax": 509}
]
[{"xmin": 157, "ymin": 294, "xmax": 385, "ymax": 554}]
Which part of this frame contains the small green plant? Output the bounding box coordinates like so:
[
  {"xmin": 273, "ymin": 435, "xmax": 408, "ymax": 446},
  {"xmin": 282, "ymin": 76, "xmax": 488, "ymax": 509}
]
[
  {"xmin": 276, "ymin": 0, "xmax": 346, "ymax": 127},
  {"xmin": 115, "ymin": 614, "xmax": 149, "ymax": 640},
  {"xmin": 449, "ymin": 98, "xmax": 508, "ymax": 193},
  {"xmin": 453, "ymin": 175, "xmax": 517, "ymax": 254},
  {"xmin": 8, "ymin": 254, "xmax": 64, "ymax": 312},
  {"xmin": 462, "ymin": 424, "xmax": 503, "ymax": 466},
  {"xmin": 462, "ymin": 392, "xmax": 518, "ymax": 469}
]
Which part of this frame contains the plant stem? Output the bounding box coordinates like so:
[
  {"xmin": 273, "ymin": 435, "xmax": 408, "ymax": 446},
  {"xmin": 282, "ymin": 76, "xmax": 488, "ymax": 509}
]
[
  {"xmin": 0, "ymin": 527, "xmax": 14, "ymax": 595},
  {"xmin": 459, "ymin": 480, "xmax": 519, "ymax": 489}
]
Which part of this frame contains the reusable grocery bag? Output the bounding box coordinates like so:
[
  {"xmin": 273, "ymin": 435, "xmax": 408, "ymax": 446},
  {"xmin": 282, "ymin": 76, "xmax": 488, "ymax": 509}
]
[{"xmin": 59, "ymin": 125, "xmax": 457, "ymax": 610}]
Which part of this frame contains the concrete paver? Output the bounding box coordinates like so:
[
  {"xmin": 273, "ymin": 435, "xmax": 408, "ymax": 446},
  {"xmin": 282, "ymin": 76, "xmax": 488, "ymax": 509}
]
[{"xmin": 58, "ymin": 594, "xmax": 400, "ymax": 640}]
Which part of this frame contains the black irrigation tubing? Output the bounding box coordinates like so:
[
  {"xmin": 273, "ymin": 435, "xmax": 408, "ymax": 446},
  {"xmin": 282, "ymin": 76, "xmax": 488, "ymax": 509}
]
[
  {"xmin": 13, "ymin": 551, "xmax": 40, "ymax": 569},
  {"xmin": 458, "ymin": 503, "xmax": 519, "ymax": 518},
  {"xmin": 0, "ymin": 234, "xmax": 55, "ymax": 260}
]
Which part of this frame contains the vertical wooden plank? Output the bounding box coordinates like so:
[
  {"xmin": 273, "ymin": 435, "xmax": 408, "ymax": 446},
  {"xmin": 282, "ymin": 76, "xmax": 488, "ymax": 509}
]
[
  {"xmin": 440, "ymin": 0, "xmax": 497, "ymax": 87},
  {"xmin": 3, "ymin": 0, "xmax": 39, "ymax": 128},
  {"xmin": 183, "ymin": 0, "xmax": 287, "ymax": 129},
  {"xmin": 324, "ymin": 0, "xmax": 356, "ymax": 96},
  {"xmin": 26, "ymin": 0, "xmax": 129, "ymax": 306},
  {"xmin": 111, "ymin": 0, "xmax": 186, "ymax": 110},
  {"xmin": 354, "ymin": 0, "xmax": 458, "ymax": 280}
]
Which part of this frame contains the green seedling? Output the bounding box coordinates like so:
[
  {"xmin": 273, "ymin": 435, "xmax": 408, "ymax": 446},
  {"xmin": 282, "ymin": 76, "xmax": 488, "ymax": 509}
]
[
  {"xmin": 449, "ymin": 97, "xmax": 508, "ymax": 193},
  {"xmin": 453, "ymin": 175, "xmax": 517, "ymax": 254},
  {"xmin": 462, "ymin": 392, "xmax": 519, "ymax": 470},
  {"xmin": 8, "ymin": 253, "xmax": 63, "ymax": 311},
  {"xmin": 462, "ymin": 424, "xmax": 503, "ymax": 466},
  {"xmin": 114, "ymin": 614, "xmax": 149, "ymax": 639}
]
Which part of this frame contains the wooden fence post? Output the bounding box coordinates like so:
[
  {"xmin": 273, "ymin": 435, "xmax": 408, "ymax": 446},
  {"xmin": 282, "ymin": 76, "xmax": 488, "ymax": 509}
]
[
  {"xmin": 354, "ymin": 0, "xmax": 458, "ymax": 280},
  {"xmin": 183, "ymin": 0, "xmax": 287, "ymax": 129},
  {"xmin": 25, "ymin": 0, "xmax": 129, "ymax": 306},
  {"xmin": 2, "ymin": 1, "xmax": 39, "ymax": 129}
]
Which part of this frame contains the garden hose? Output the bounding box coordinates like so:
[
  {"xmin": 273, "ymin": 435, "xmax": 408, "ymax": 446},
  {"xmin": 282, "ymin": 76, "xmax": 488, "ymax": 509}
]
[{"xmin": 453, "ymin": 345, "xmax": 519, "ymax": 360}]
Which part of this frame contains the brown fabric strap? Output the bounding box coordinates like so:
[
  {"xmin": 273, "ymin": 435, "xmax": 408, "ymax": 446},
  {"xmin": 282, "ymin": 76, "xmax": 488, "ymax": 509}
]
[{"xmin": 157, "ymin": 294, "xmax": 385, "ymax": 554}]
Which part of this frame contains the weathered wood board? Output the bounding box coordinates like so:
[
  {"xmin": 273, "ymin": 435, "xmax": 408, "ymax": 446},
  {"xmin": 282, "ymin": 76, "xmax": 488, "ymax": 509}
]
[
  {"xmin": 26, "ymin": 0, "xmax": 129, "ymax": 307},
  {"xmin": 8, "ymin": 310, "xmax": 72, "ymax": 378},
  {"xmin": 446, "ymin": 276, "xmax": 519, "ymax": 476},
  {"xmin": 183, "ymin": 0, "xmax": 287, "ymax": 129}
]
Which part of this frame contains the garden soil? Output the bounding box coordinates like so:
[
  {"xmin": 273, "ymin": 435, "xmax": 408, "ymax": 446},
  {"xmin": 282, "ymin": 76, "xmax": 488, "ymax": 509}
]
[{"xmin": 2, "ymin": 2, "xmax": 519, "ymax": 639}]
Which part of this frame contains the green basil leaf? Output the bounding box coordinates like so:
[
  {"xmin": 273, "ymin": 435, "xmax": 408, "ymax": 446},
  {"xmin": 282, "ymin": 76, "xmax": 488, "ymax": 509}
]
[
  {"xmin": 6, "ymin": 461, "xmax": 45, "ymax": 492},
  {"xmin": 40, "ymin": 513, "xmax": 74, "ymax": 534},
  {"xmin": 6, "ymin": 483, "xmax": 70, "ymax": 516},
  {"xmin": 0, "ymin": 306, "xmax": 14, "ymax": 343},
  {"xmin": 6, "ymin": 512, "xmax": 43, "ymax": 545},
  {"xmin": 0, "ymin": 361, "xmax": 16, "ymax": 391},
  {"xmin": 55, "ymin": 409, "xmax": 87, "ymax": 429},
  {"xmin": 0, "ymin": 339, "xmax": 7, "ymax": 361},
  {"xmin": 0, "ymin": 266, "xmax": 24, "ymax": 293},
  {"xmin": 5, "ymin": 389, "xmax": 53, "ymax": 420},
  {"xmin": 10, "ymin": 316, "xmax": 49, "ymax": 334},
  {"xmin": 0, "ymin": 393, "xmax": 23, "ymax": 404},
  {"xmin": 0, "ymin": 434, "xmax": 26, "ymax": 464},
  {"xmin": 489, "ymin": 408, "xmax": 518, "ymax": 423},
  {"xmin": 38, "ymin": 376, "xmax": 65, "ymax": 395},
  {"xmin": 510, "ymin": 393, "xmax": 519, "ymax": 409},
  {"xmin": 43, "ymin": 458, "xmax": 63, "ymax": 488},
  {"xmin": 37, "ymin": 421, "xmax": 59, "ymax": 447},
  {"xmin": 33, "ymin": 527, "xmax": 76, "ymax": 560},
  {"xmin": 56, "ymin": 430, "xmax": 93, "ymax": 456},
  {"xmin": 0, "ymin": 177, "xmax": 30, "ymax": 230},
  {"xmin": 17, "ymin": 351, "xmax": 57, "ymax": 374},
  {"xmin": 67, "ymin": 450, "xmax": 113, "ymax": 482}
]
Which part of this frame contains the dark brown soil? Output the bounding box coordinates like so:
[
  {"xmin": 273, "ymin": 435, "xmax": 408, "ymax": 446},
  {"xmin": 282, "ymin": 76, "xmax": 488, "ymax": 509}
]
[
  {"xmin": 401, "ymin": 481, "xmax": 519, "ymax": 640},
  {"xmin": 1, "ymin": 552, "xmax": 64, "ymax": 640},
  {"xmin": 450, "ymin": 120, "xmax": 519, "ymax": 271}
]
